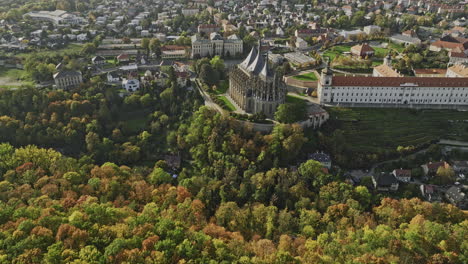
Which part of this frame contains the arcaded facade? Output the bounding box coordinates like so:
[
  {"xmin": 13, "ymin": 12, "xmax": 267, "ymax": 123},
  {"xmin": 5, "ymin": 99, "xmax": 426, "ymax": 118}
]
[{"xmin": 229, "ymin": 45, "xmax": 286, "ymax": 118}]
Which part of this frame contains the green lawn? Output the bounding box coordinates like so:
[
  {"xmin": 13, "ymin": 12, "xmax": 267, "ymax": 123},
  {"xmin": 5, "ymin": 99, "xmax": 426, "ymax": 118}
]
[
  {"xmin": 388, "ymin": 42, "xmax": 405, "ymax": 53},
  {"xmin": 323, "ymin": 107, "xmax": 468, "ymax": 153},
  {"xmin": 218, "ymin": 96, "xmax": 236, "ymax": 111},
  {"xmin": 292, "ymin": 72, "xmax": 318, "ymax": 81},
  {"xmin": 371, "ymin": 60, "xmax": 382, "ymax": 66},
  {"xmin": 0, "ymin": 67, "xmax": 34, "ymax": 89},
  {"xmin": 16, "ymin": 43, "xmax": 83, "ymax": 59},
  {"xmin": 286, "ymin": 94, "xmax": 307, "ymax": 105},
  {"xmin": 373, "ymin": 47, "xmax": 389, "ymax": 58},
  {"xmin": 323, "ymin": 45, "xmax": 351, "ymax": 61}
]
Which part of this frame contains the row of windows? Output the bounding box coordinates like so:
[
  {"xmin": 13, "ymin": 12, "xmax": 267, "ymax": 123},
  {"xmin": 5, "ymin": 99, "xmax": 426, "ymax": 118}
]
[
  {"xmin": 331, "ymin": 98, "xmax": 468, "ymax": 103},
  {"xmin": 330, "ymin": 87, "xmax": 467, "ymax": 91},
  {"xmin": 331, "ymin": 93, "xmax": 467, "ymax": 97}
]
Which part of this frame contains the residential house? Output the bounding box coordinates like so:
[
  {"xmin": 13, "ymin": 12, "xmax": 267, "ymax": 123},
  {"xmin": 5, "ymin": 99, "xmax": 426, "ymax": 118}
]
[
  {"xmin": 449, "ymin": 51, "xmax": 468, "ymax": 65},
  {"xmin": 295, "ymin": 37, "xmax": 308, "ymax": 49},
  {"xmin": 372, "ymin": 172, "xmax": 399, "ymax": 191},
  {"xmin": 421, "ymin": 161, "xmax": 451, "ymax": 177},
  {"xmin": 451, "ymin": 161, "xmax": 468, "ymax": 174},
  {"xmin": 92, "ymin": 56, "xmax": 106, "ymax": 66},
  {"xmin": 182, "ymin": 8, "xmax": 199, "ymax": 16},
  {"xmin": 122, "ymin": 78, "xmax": 140, "ymax": 92},
  {"xmin": 420, "ymin": 184, "xmax": 438, "ymax": 202},
  {"xmin": 107, "ymin": 72, "xmax": 120, "ymax": 82},
  {"xmin": 350, "ymin": 43, "xmax": 374, "ymax": 58},
  {"xmin": 363, "ymin": 25, "xmax": 381, "ymax": 35},
  {"xmin": 77, "ymin": 33, "xmax": 88, "ymax": 42},
  {"xmin": 429, "ymin": 36, "xmax": 468, "ymax": 54},
  {"xmin": 445, "ymin": 186, "xmax": 467, "ymax": 209},
  {"xmin": 392, "ymin": 169, "xmax": 412, "ymax": 182},
  {"xmin": 294, "ymin": 28, "xmax": 328, "ymax": 38},
  {"xmin": 117, "ymin": 53, "xmax": 130, "ymax": 63}
]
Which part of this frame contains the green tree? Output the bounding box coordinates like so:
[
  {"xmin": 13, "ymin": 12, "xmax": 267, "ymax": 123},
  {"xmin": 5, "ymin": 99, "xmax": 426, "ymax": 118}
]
[
  {"xmin": 148, "ymin": 167, "xmax": 172, "ymax": 185},
  {"xmin": 298, "ymin": 160, "xmax": 334, "ymax": 189}
]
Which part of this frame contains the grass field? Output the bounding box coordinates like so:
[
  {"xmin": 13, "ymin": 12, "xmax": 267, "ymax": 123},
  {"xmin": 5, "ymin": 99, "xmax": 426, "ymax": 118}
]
[
  {"xmin": 388, "ymin": 42, "xmax": 405, "ymax": 52},
  {"xmin": 292, "ymin": 72, "xmax": 318, "ymax": 81},
  {"xmin": 323, "ymin": 45, "xmax": 351, "ymax": 61},
  {"xmin": 324, "ymin": 107, "xmax": 468, "ymax": 153},
  {"xmin": 0, "ymin": 67, "xmax": 34, "ymax": 89},
  {"xmin": 218, "ymin": 96, "xmax": 236, "ymax": 111},
  {"xmin": 286, "ymin": 94, "xmax": 307, "ymax": 105},
  {"xmin": 373, "ymin": 47, "xmax": 389, "ymax": 58},
  {"xmin": 16, "ymin": 44, "xmax": 83, "ymax": 59}
]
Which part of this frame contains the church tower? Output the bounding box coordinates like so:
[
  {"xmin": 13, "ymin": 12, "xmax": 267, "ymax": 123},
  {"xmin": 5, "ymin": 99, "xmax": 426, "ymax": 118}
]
[{"xmin": 384, "ymin": 54, "xmax": 392, "ymax": 67}]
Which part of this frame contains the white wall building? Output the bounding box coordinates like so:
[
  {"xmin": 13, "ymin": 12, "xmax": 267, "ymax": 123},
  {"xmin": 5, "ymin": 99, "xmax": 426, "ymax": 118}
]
[
  {"xmin": 318, "ymin": 67, "xmax": 468, "ymax": 108},
  {"xmin": 364, "ymin": 25, "xmax": 381, "ymax": 35},
  {"xmin": 295, "ymin": 37, "xmax": 308, "ymax": 49},
  {"xmin": 191, "ymin": 33, "xmax": 243, "ymax": 58},
  {"xmin": 25, "ymin": 10, "xmax": 85, "ymax": 25},
  {"xmin": 446, "ymin": 64, "xmax": 468, "ymax": 78},
  {"xmin": 182, "ymin": 8, "xmax": 199, "ymax": 16},
  {"xmin": 122, "ymin": 79, "xmax": 140, "ymax": 92}
]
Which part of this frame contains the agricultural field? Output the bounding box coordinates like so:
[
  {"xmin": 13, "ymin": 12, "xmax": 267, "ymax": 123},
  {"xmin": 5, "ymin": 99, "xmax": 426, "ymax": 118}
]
[{"xmin": 324, "ymin": 107, "xmax": 468, "ymax": 154}]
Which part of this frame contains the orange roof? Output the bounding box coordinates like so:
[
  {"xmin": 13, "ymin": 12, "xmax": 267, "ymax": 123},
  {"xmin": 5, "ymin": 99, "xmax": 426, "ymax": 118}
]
[
  {"xmin": 448, "ymin": 64, "xmax": 468, "ymax": 77},
  {"xmin": 374, "ymin": 64, "xmax": 401, "ymax": 77},
  {"xmin": 351, "ymin": 43, "xmax": 374, "ymax": 55},
  {"xmin": 332, "ymin": 76, "xmax": 468, "ymax": 87},
  {"xmin": 414, "ymin": 69, "xmax": 447, "ymax": 75},
  {"xmin": 431, "ymin": 40, "xmax": 468, "ymax": 51}
]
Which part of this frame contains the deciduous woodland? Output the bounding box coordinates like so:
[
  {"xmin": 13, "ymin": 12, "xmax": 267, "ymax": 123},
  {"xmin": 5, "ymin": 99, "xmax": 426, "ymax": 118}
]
[{"xmin": 0, "ymin": 86, "xmax": 466, "ymax": 263}]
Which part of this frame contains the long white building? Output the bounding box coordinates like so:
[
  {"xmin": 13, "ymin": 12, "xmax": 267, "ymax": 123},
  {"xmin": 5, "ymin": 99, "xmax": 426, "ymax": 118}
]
[
  {"xmin": 191, "ymin": 33, "xmax": 243, "ymax": 58},
  {"xmin": 318, "ymin": 67, "xmax": 468, "ymax": 108},
  {"xmin": 24, "ymin": 10, "xmax": 85, "ymax": 25}
]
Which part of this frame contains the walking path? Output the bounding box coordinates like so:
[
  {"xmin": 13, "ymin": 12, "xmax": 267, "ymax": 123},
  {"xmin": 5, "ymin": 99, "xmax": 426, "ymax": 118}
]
[{"xmin": 194, "ymin": 79, "xmax": 228, "ymax": 116}]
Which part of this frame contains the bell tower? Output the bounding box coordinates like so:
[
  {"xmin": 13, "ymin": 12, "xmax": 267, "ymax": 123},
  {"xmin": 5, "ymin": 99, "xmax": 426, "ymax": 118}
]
[{"xmin": 320, "ymin": 61, "xmax": 333, "ymax": 86}]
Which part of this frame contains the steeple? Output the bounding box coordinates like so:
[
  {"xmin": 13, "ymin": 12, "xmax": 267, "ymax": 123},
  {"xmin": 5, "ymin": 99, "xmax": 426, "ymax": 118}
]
[{"xmin": 260, "ymin": 50, "xmax": 269, "ymax": 77}]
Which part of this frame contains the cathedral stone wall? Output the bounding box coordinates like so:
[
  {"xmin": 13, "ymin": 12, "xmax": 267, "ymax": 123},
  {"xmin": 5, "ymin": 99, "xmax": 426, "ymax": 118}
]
[{"xmin": 228, "ymin": 45, "xmax": 286, "ymax": 118}]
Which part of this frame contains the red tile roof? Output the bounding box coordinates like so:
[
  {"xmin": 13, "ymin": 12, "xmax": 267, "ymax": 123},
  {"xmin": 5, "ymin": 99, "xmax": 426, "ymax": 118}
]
[
  {"xmin": 351, "ymin": 43, "xmax": 374, "ymax": 56},
  {"xmin": 413, "ymin": 69, "xmax": 447, "ymax": 75},
  {"xmin": 332, "ymin": 76, "xmax": 468, "ymax": 87},
  {"xmin": 431, "ymin": 40, "xmax": 468, "ymax": 51}
]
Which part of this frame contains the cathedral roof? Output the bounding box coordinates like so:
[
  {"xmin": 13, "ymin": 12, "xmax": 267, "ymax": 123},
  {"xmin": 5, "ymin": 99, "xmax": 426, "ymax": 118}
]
[
  {"xmin": 239, "ymin": 46, "xmax": 258, "ymax": 69},
  {"xmin": 239, "ymin": 45, "xmax": 273, "ymax": 77},
  {"xmin": 247, "ymin": 49, "xmax": 265, "ymax": 74}
]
